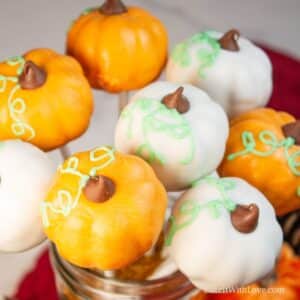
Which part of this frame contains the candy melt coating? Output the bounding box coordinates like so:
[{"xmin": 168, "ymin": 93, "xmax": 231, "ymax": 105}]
[
  {"xmin": 0, "ymin": 140, "xmax": 55, "ymax": 252},
  {"xmin": 167, "ymin": 177, "xmax": 282, "ymax": 292},
  {"xmin": 166, "ymin": 31, "xmax": 272, "ymax": 117},
  {"xmin": 0, "ymin": 49, "xmax": 93, "ymax": 151},
  {"xmin": 219, "ymin": 108, "xmax": 300, "ymax": 216},
  {"xmin": 66, "ymin": 4, "xmax": 168, "ymax": 92},
  {"xmin": 42, "ymin": 147, "xmax": 167, "ymax": 270},
  {"xmin": 115, "ymin": 81, "xmax": 229, "ymax": 190}
]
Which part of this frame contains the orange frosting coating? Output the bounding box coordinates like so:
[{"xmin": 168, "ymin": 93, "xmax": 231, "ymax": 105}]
[
  {"xmin": 219, "ymin": 108, "xmax": 300, "ymax": 216},
  {"xmin": 42, "ymin": 147, "xmax": 167, "ymax": 270},
  {"xmin": 67, "ymin": 6, "xmax": 168, "ymax": 92}
]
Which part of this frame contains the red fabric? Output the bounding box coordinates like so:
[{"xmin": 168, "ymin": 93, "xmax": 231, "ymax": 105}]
[
  {"xmin": 13, "ymin": 46, "xmax": 300, "ymax": 300},
  {"xmin": 14, "ymin": 251, "xmax": 58, "ymax": 300},
  {"xmin": 264, "ymin": 46, "xmax": 300, "ymax": 117}
]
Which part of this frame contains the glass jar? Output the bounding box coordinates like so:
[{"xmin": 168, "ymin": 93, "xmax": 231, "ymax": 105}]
[{"xmin": 50, "ymin": 243, "xmax": 196, "ymax": 300}]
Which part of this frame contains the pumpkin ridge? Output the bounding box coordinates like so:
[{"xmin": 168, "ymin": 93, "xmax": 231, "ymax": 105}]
[
  {"xmin": 67, "ymin": 13, "xmax": 98, "ymax": 48},
  {"xmin": 71, "ymin": 15, "xmax": 101, "ymax": 61},
  {"xmin": 220, "ymin": 108, "xmax": 300, "ymax": 216},
  {"xmin": 66, "ymin": 5, "xmax": 168, "ymax": 91},
  {"xmin": 0, "ymin": 56, "xmax": 36, "ymax": 141},
  {"xmin": 43, "ymin": 148, "xmax": 167, "ymax": 269},
  {"xmin": 36, "ymin": 61, "xmax": 83, "ymax": 150}
]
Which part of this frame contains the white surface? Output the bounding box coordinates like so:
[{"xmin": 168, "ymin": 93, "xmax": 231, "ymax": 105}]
[
  {"xmin": 166, "ymin": 31, "xmax": 273, "ymax": 117},
  {"xmin": 0, "ymin": 140, "xmax": 55, "ymax": 252},
  {"xmin": 0, "ymin": 0, "xmax": 299, "ymax": 296},
  {"xmin": 115, "ymin": 81, "xmax": 228, "ymax": 190},
  {"xmin": 168, "ymin": 177, "xmax": 282, "ymax": 292}
]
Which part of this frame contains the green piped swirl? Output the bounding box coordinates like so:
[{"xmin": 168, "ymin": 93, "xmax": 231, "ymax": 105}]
[
  {"xmin": 171, "ymin": 31, "xmax": 221, "ymax": 78},
  {"xmin": 227, "ymin": 130, "xmax": 300, "ymax": 197},
  {"xmin": 228, "ymin": 130, "xmax": 300, "ymax": 176},
  {"xmin": 0, "ymin": 56, "xmax": 36, "ymax": 141},
  {"xmin": 121, "ymin": 98, "xmax": 195, "ymax": 165},
  {"xmin": 165, "ymin": 177, "xmax": 236, "ymax": 246},
  {"xmin": 41, "ymin": 146, "xmax": 115, "ymax": 227}
]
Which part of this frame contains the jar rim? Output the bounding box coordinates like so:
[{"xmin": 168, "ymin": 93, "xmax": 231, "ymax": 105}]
[
  {"xmin": 50, "ymin": 243, "xmax": 195, "ymax": 298},
  {"xmin": 50, "ymin": 243, "xmax": 189, "ymax": 285}
]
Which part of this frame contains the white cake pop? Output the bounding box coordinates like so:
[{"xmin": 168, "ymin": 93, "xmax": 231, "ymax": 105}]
[
  {"xmin": 115, "ymin": 81, "xmax": 228, "ymax": 191},
  {"xmin": 0, "ymin": 140, "xmax": 55, "ymax": 252},
  {"xmin": 166, "ymin": 29, "xmax": 272, "ymax": 117},
  {"xmin": 166, "ymin": 176, "xmax": 282, "ymax": 292}
]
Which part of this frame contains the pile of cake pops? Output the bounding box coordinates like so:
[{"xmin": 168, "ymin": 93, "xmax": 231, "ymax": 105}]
[{"xmin": 1, "ymin": 0, "xmax": 300, "ymax": 295}]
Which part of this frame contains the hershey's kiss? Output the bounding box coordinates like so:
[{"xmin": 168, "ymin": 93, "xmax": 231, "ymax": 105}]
[
  {"xmin": 83, "ymin": 175, "xmax": 115, "ymax": 203},
  {"xmin": 282, "ymin": 121, "xmax": 300, "ymax": 145},
  {"xmin": 230, "ymin": 204, "xmax": 259, "ymax": 233},
  {"xmin": 218, "ymin": 29, "xmax": 240, "ymax": 51},
  {"xmin": 99, "ymin": 0, "xmax": 127, "ymax": 15},
  {"xmin": 161, "ymin": 87, "xmax": 190, "ymax": 114},
  {"xmin": 19, "ymin": 61, "xmax": 47, "ymax": 90}
]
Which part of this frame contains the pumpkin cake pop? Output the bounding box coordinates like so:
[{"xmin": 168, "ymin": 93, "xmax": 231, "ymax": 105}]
[
  {"xmin": 0, "ymin": 48, "xmax": 93, "ymax": 151},
  {"xmin": 115, "ymin": 81, "xmax": 229, "ymax": 191},
  {"xmin": 41, "ymin": 146, "xmax": 167, "ymax": 270},
  {"xmin": 0, "ymin": 140, "xmax": 55, "ymax": 252},
  {"xmin": 66, "ymin": 0, "xmax": 168, "ymax": 92},
  {"xmin": 166, "ymin": 176, "xmax": 283, "ymax": 292},
  {"xmin": 219, "ymin": 108, "xmax": 300, "ymax": 216},
  {"xmin": 166, "ymin": 29, "xmax": 272, "ymax": 117}
]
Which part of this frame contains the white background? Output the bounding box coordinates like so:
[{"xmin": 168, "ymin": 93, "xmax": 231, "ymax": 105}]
[{"xmin": 0, "ymin": 0, "xmax": 299, "ymax": 296}]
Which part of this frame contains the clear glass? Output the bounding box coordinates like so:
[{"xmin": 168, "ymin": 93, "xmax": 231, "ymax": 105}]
[{"xmin": 50, "ymin": 244, "xmax": 196, "ymax": 300}]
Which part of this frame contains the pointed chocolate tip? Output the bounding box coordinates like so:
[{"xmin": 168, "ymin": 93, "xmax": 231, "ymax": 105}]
[
  {"xmin": 161, "ymin": 87, "xmax": 190, "ymax": 114},
  {"xmin": 100, "ymin": 0, "xmax": 127, "ymax": 15},
  {"xmin": 83, "ymin": 175, "xmax": 115, "ymax": 203},
  {"xmin": 19, "ymin": 61, "xmax": 47, "ymax": 90},
  {"xmin": 218, "ymin": 29, "xmax": 240, "ymax": 51},
  {"xmin": 230, "ymin": 204, "xmax": 259, "ymax": 233},
  {"xmin": 282, "ymin": 121, "xmax": 300, "ymax": 145}
]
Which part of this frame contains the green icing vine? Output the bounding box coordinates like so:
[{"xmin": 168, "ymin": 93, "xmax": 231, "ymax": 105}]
[
  {"xmin": 6, "ymin": 56, "xmax": 26, "ymax": 75},
  {"xmin": 165, "ymin": 177, "xmax": 236, "ymax": 246},
  {"xmin": 81, "ymin": 7, "xmax": 96, "ymax": 16},
  {"xmin": 171, "ymin": 31, "xmax": 221, "ymax": 78},
  {"xmin": 41, "ymin": 146, "xmax": 115, "ymax": 227},
  {"xmin": 227, "ymin": 130, "xmax": 300, "ymax": 176},
  {"xmin": 121, "ymin": 98, "xmax": 195, "ymax": 165},
  {"xmin": 0, "ymin": 56, "xmax": 35, "ymax": 141},
  {"xmin": 227, "ymin": 130, "xmax": 300, "ymax": 197}
]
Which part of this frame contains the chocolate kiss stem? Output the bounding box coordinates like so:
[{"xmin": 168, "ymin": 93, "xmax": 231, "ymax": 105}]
[
  {"xmin": 230, "ymin": 204, "xmax": 259, "ymax": 234},
  {"xmin": 282, "ymin": 121, "xmax": 300, "ymax": 145},
  {"xmin": 18, "ymin": 61, "xmax": 47, "ymax": 90},
  {"xmin": 83, "ymin": 175, "xmax": 115, "ymax": 203},
  {"xmin": 99, "ymin": 0, "xmax": 127, "ymax": 15},
  {"xmin": 161, "ymin": 87, "xmax": 190, "ymax": 114},
  {"xmin": 218, "ymin": 29, "xmax": 240, "ymax": 51}
]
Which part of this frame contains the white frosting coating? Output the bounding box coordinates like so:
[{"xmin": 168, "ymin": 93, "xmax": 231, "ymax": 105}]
[
  {"xmin": 0, "ymin": 140, "xmax": 55, "ymax": 252},
  {"xmin": 167, "ymin": 176, "xmax": 282, "ymax": 292},
  {"xmin": 115, "ymin": 81, "xmax": 229, "ymax": 191},
  {"xmin": 166, "ymin": 31, "xmax": 272, "ymax": 117}
]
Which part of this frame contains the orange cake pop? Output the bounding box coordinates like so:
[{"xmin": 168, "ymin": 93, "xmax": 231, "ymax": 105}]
[
  {"xmin": 219, "ymin": 108, "xmax": 300, "ymax": 216},
  {"xmin": 0, "ymin": 48, "xmax": 93, "ymax": 151},
  {"xmin": 66, "ymin": 0, "xmax": 168, "ymax": 92},
  {"xmin": 41, "ymin": 146, "xmax": 167, "ymax": 270}
]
